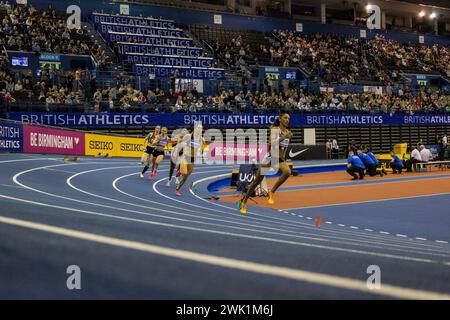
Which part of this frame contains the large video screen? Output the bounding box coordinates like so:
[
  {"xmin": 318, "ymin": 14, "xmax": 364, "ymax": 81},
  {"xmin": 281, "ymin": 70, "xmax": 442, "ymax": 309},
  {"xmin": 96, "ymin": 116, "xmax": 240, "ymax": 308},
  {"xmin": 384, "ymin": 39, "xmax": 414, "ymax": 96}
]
[
  {"xmin": 286, "ymin": 71, "xmax": 297, "ymax": 79},
  {"xmin": 11, "ymin": 56, "xmax": 28, "ymax": 67}
]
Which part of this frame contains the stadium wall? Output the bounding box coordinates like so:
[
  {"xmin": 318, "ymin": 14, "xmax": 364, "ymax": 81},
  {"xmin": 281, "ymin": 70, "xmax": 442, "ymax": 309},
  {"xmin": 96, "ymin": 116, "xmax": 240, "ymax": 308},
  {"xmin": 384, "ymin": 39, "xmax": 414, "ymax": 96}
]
[{"xmin": 28, "ymin": 0, "xmax": 450, "ymax": 46}]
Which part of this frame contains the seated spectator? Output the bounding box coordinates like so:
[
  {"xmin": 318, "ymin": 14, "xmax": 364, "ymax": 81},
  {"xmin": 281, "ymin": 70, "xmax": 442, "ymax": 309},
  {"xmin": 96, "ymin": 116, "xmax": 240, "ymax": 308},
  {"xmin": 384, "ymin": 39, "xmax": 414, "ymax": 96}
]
[
  {"xmin": 419, "ymin": 145, "xmax": 433, "ymax": 162},
  {"xmin": 406, "ymin": 146, "xmax": 422, "ymax": 172}
]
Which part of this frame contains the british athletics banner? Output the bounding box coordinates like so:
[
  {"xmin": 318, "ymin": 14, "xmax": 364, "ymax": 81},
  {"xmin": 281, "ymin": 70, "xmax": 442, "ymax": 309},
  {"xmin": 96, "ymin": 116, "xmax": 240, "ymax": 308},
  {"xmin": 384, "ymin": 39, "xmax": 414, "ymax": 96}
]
[
  {"xmin": 6, "ymin": 113, "xmax": 450, "ymax": 128},
  {"xmin": 97, "ymin": 23, "xmax": 184, "ymax": 38},
  {"xmin": 0, "ymin": 120, "xmax": 23, "ymax": 152},
  {"xmin": 91, "ymin": 13, "xmax": 176, "ymax": 29},
  {"xmin": 125, "ymin": 53, "xmax": 213, "ymax": 68},
  {"xmin": 133, "ymin": 64, "xmax": 225, "ymax": 79},
  {"xmin": 116, "ymin": 42, "xmax": 203, "ymax": 57},
  {"xmin": 105, "ymin": 32, "xmax": 194, "ymax": 47}
]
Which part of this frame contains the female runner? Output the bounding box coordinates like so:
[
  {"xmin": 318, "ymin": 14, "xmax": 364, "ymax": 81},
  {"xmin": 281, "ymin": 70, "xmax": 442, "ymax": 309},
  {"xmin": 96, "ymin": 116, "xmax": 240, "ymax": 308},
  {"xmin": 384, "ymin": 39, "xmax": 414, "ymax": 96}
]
[
  {"xmin": 175, "ymin": 123, "xmax": 204, "ymax": 196},
  {"xmin": 239, "ymin": 113, "xmax": 293, "ymax": 214},
  {"xmin": 140, "ymin": 125, "xmax": 160, "ymax": 178},
  {"xmin": 149, "ymin": 127, "xmax": 169, "ymax": 180},
  {"xmin": 166, "ymin": 128, "xmax": 189, "ymax": 187}
]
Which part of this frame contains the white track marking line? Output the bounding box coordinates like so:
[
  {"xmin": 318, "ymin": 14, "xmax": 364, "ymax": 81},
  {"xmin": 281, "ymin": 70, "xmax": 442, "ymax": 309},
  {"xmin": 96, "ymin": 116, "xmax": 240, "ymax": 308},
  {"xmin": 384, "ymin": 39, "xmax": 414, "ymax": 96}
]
[
  {"xmin": 0, "ymin": 157, "xmax": 59, "ymax": 164},
  {"xmin": 11, "ymin": 162, "xmax": 414, "ymax": 256},
  {"xmin": 16, "ymin": 161, "xmax": 450, "ymax": 253},
  {"xmin": 0, "ymin": 193, "xmax": 447, "ymax": 265},
  {"xmin": 283, "ymin": 192, "xmax": 450, "ymax": 211},
  {"xmin": 380, "ymin": 232, "xmax": 390, "ymax": 235},
  {"xmin": 436, "ymin": 241, "xmax": 449, "ymax": 244},
  {"xmin": 0, "ymin": 184, "xmax": 24, "ymax": 189},
  {"xmin": 189, "ymin": 174, "xmax": 446, "ymax": 248},
  {"xmin": 20, "ymin": 164, "xmax": 348, "ymax": 246},
  {"xmin": 350, "ymin": 226, "xmax": 359, "ymax": 229},
  {"xmin": 0, "ymin": 215, "xmax": 449, "ymax": 300},
  {"xmin": 396, "ymin": 234, "xmax": 408, "ymax": 238},
  {"xmin": 43, "ymin": 168, "xmax": 79, "ymax": 174},
  {"xmin": 416, "ymin": 238, "xmax": 428, "ymax": 241},
  {"xmin": 80, "ymin": 166, "xmax": 351, "ymax": 242},
  {"xmin": 112, "ymin": 171, "xmax": 450, "ymax": 254},
  {"xmin": 9, "ymin": 161, "xmax": 450, "ymax": 257},
  {"xmin": 278, "ymin": 174, "xmax": 450, "ymax": 193}
]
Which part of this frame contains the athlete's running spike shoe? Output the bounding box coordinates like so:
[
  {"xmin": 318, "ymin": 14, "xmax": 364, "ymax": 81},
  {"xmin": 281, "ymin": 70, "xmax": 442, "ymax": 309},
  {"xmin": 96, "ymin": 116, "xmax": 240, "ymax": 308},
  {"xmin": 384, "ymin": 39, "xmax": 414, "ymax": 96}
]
[
  {"xmin": 239, "ymin": 202, "xmax": 247, "ymax": 215},
  {"xmin": 149, "ymin": 170, "xmax": 157, "ymax": 180},
  {"xmin": 166, "ymin": 179, "xmax": 171, "ymax": 187},
  {"xmin": 268, "ymin": 191, "xmax": 275, "ymax": 205},
  {"xmin": 140, "ymin": 173, "xmax": 144, "ymax": 178},
  {"xmin": 175, "ymin": 188, "xmax": 182, "ymax": 196}
]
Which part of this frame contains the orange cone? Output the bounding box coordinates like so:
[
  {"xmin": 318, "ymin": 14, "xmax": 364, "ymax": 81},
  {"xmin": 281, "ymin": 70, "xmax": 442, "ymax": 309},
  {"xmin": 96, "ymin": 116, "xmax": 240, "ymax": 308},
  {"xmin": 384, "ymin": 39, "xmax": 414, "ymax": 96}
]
[{"xmin": 315, "ymin": 215, "xmax": 323, "ymax": 228}]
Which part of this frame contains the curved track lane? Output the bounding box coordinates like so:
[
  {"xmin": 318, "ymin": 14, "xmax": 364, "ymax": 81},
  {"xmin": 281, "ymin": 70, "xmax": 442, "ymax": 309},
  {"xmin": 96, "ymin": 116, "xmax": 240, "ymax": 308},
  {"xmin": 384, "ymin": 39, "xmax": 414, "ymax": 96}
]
[{"xmin": 0, "ymin": 155, "xmax": 449, "ymax": 299}]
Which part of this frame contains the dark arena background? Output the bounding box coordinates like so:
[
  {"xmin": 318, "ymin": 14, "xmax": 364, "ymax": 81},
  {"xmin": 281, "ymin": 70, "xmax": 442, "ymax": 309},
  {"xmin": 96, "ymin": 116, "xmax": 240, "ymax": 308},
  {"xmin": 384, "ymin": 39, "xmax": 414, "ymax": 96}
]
[{"xmin": 0, "ymin": 0, "xmax": 450, "ymax": 307}]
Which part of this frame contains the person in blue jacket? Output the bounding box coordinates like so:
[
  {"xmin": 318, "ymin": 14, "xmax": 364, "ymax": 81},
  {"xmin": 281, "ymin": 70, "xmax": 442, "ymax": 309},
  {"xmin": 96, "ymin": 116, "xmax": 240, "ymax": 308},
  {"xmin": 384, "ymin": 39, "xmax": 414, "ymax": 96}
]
[
  {"xmin": 359, "ymin": 149, "xmax": 384, "ymax": 177},
  {"xmin": 347, "ymin": 150, "xmax": 366, "ymax": 180},
  {"xmin": 390, "ymin": 151, "xmax": 404, "ymax": 174}
]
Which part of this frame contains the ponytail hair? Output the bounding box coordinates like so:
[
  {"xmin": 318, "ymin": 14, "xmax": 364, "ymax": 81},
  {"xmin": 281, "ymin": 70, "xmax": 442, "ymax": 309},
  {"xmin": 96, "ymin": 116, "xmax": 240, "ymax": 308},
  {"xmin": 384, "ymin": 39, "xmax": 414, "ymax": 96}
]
[{"xmin": 271, "ymin": 113, "xmax": 288, "ymax": 128}]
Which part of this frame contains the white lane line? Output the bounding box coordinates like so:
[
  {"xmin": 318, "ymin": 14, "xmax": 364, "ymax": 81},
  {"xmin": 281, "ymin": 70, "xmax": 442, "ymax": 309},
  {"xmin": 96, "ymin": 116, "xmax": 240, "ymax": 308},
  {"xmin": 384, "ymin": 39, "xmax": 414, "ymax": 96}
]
[
  {"xmin": 436, "ymin": 241, "xmax": 449, "ymax": 244},
  {"xmin": 0, "ymin": 184, "xmax": 24, "ymax": 189},
  {"xmin": 11, "ymin": 162, "xmax": 450, "ymax": 257},
  {"xmin": 283, "ymin": 192, "xmax": 450, "ymax": 211},
  {"xmin": 26, "ymin": 163, "xmax": 441, "ymax": 257},
  {"xmin": 325, "ymin": 221, "xmax": 332, "ymax": 224},
  {"xmin": 306, "ymin": 217, "xmax": 313, "ymax": 220},
  {"xmin": 396, "ymin": 234, "xmax": 408, "ymax": 238},
  {"xmin": 338, "ymin": 224, "xmax": 346, "ymax": 227},
  {"xmin": 365, "ymin": 229, "xmax": 374, "ymax": 232},
  {"xmin": 0, "ymin": 193, "xmax": 446, "ymax": 265},
  {"xmin": 43, "ymin": 168, "xmax": 79, "ymax": 174},
  {"xmin": 380, "ymin": 232, "xmax": 390, "ymax": 235},
  {"xmin": 35, "ymin": 164, "xmax": 354, "ymax": 246},
  {"xmin": 1, "ymin": 215, "xmax": 449, "ymax": 300},
  {"xmin": 416, "ymin": 238, "xmax": 428, "ymax": 241},
  {"xmin": 188, "ymin": 175, "xmax": 445, "ymax": 248},
  {"xmin": 350, "ymin": 226, "xmax": 359, "ymax": 229},
  {"xmin": 297, "ymin": 215, "xmax": 304, "ymax": 218},
  {"xmin": 12, "ymin": 161, "xmax": 449, "ymax": 255},
  {"xmin": 0, "ymin": 157, "xmax": 59, "ymax": 164},
  {"xmin": 115, "ymin": 172, "xmax": 450, "ymax": 254}
]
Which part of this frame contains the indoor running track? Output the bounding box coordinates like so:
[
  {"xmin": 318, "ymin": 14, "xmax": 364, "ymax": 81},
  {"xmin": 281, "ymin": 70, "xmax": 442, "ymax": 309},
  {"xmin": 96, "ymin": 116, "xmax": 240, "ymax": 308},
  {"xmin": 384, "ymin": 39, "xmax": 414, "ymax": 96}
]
[{"xmin": 0, "ymin": 154, "xmax": 449, "ymax": 299}]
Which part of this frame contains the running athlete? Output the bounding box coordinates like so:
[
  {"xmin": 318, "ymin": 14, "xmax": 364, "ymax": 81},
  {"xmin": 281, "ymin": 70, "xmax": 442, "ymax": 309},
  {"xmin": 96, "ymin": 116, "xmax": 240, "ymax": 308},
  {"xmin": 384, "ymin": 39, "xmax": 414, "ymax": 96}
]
[
  {"xmin": 239, "ymin": 113, "xmax": 293, "ymax": 214},
  {"xmin": 166, "ymin": 128, "xmax": 189, "ymax": 187},
  {"xmin": 175, "ymin": 123, "xmax": 204, "ymax": 196},
  {"xmin": 149, "ymin": 127, "xmax": 169, "ymax": 180},
  {"xmin": 140, "ymin": 125, "xmax": 161, "ymax": 178}
]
